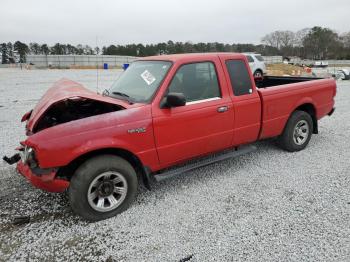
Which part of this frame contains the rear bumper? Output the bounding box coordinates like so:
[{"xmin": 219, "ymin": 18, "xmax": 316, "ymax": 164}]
[{"xmin": 16, "ymin": 161, "xmax": 69, "ymax": 193}]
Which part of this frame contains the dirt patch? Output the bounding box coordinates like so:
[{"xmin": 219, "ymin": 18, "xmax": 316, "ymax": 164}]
[
  {"xmin": 0, "ymin": 211, "xmax": 70, "ymax": 234},
  {"xmin": 267, "ymin": 63, "xmax": 312, "ymax": 76}
]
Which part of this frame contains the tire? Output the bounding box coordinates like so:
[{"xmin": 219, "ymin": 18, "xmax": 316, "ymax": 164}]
[
  {"xmin": 69, "ymin": 155, "xmax": 138, "ymax": 221},
  {"xmin": 254, "ymin": 70, "xmax": 263, "ymax": 79},
  {"xmin": 278, "ymin": 110, "xmax": 313, "ymax": 152}
]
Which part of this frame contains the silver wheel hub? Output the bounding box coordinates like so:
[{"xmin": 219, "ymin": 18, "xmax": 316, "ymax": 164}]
[
  {"xmin": 293, "ymin": 120, "xmax": 309, "ymax": 145},
  {"xmin": 87, "ymin": 171, "xmax": 128, "ymax": 212}
]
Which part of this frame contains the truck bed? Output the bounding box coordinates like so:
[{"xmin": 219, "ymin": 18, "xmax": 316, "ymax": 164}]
[
  {"xmin": 256, "ymin": 75, "xmax": 322, "ymax": 88},
  {"xmin": 257, "ymin": 77, "xmax": 336, "ymax": 139}
]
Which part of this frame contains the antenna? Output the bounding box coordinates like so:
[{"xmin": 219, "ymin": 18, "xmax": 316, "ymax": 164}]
[{"xmin": 96, "ymin": 35, "xmax": 99, "ymax": 94}]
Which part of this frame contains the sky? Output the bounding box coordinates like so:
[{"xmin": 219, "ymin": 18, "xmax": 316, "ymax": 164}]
[{"xmin": 1, "ymin": 0, "xmax": 349, "ymax": 47}]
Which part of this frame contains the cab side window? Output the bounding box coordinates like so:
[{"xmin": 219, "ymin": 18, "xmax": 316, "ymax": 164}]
[
  {"xmin": 168, "ymin": 62, "xmax": 221, "ymax": 103},
  {"xmin": 226, "ymin": 60, "xmax": 253, "ymax": 96}
]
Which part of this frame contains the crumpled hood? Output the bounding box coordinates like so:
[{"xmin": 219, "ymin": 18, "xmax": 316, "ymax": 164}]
[{"xmin": 25, "ymin": 78, "xmax": 132, "ymax": 132}]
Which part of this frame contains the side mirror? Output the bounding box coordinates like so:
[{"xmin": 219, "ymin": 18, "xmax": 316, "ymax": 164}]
[{"xmin": 162, "ymin": 92, "xmax": 186, "ymax": 108}]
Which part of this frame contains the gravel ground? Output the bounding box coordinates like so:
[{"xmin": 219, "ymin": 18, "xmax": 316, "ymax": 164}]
[{"xmin": 0, "ymin": 68, "xmax": 349, "ymax": 262}]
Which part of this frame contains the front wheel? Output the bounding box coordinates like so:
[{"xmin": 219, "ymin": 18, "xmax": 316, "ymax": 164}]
[
  {"xmin": 69, "ymin": 155, "xmax": 138, "ymax": 221},
  {"xmin": 278, "ymin": 110, "xmax": 313, "ymax": 152}
]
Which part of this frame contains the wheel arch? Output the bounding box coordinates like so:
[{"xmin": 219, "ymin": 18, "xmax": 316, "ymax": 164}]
[
  {"xmin": 292, "ymin": 103, "xmax": 318, "ymax": 134},
  {"xmin": 254, "ymin": 68, "xmax": 263, "ymax": 75},
  {"xmin": 56, "ymin": 147, "xmax": 151, "ymax": 188}
]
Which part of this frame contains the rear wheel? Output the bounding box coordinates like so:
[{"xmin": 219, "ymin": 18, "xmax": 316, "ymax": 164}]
[
  {"xmin": 278, "ymin": 110, "xmax": 313, "ymax": 152},
  {"xmin": 69, "ymin": 155, "xmax": 138, "ymax": 221}
]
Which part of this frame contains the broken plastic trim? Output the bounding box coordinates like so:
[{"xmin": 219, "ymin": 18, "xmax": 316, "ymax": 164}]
[
  {"xmin": 3, "ymin": 154, "xmax": 21, "ymax": 165},
  {"xmin": 13, "ymin": 216, "xmax": 30, "ymax": 226},
  {"xmin": 21, "ymin": 110, "xmax": 32, "ymax": 122}
]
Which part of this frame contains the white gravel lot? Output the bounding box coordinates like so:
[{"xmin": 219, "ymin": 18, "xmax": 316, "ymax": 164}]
[{"xmin": 0, "ymin": 68, "xmax": 349, "ymax": 262}]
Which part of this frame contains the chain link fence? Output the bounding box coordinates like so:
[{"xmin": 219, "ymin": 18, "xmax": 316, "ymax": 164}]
[
  {"xmin": 2, "ymin": 55, "xmax": 350, "ymax": 68},
  {"xmin": 26, "ymin": 55, "xmax": 137, "ymax": 68},
  {"xmin": 262, "ymin": 56, "xmax": 283, "ymax": 64}
]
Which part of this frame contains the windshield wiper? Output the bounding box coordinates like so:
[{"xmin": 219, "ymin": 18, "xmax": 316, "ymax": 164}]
[
  {"xmin": 112, "ymin": 91, "xmax": 130, "ymax": 98},
  {"xmin": 112, "ymin": 91, "xmax": 134, "ymax": 104}
]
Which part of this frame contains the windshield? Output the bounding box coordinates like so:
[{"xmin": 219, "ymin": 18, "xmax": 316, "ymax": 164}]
[
  {"xmin": 255, "ymin": 55, "xmax": 264, "ymax": 62},
  {"xmin": 108, "ymin": 61, "xmax": 172, "ymax": 103}
]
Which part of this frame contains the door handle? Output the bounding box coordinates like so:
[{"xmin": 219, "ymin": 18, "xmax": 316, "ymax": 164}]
[{"xmin": 217, "ymin": 106, "xmax": 228, "ymax": 113}]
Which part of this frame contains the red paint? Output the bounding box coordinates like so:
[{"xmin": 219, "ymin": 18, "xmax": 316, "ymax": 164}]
[
  {"xmin": 26, "ymin": 78, "xmax": 142, "ymax": 131},
  {"xmin": 258, "ymin": 80, "xmax": 336, "ymax": 138},
  {"xmin": 17, "ymin": 161, "xmax": 69, "ymax": 192},
  {"xmin": 16, "ymin": 53, "xmax": 336, "ymax": 192}
]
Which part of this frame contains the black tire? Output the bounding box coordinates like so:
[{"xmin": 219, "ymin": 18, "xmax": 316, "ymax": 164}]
[
  {"xmin": 254, "ymin": 69, "xmax": 263, "ymax": 79},
  {"xmin": 278, "ymin": 110, "xmax": 313, "ymax": 152},
  {"xmin": 69, "ymin": 155, "xmax": 138, "ymax": 221}
]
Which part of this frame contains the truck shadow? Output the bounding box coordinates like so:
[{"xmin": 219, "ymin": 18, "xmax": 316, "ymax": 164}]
[
  {"xmin": 134, "ymin": 139, "xmax": 284, "ymax": 203},
  {"xmin": 0, "ymin": 139, "xmax": 289, "ymax": 225}
]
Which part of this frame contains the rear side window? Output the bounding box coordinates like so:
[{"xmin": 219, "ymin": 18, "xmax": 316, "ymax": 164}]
[
  {"xmin": 226, "ymin": 60, "xmax": 253, "ymax": 96},
  {"xmin": 255, "ymin": 55, "xmax": 264, "ymax": 62},
  {"xmin": 246, "ymin": 55, "xmax": 254, "ymax": 63},
  {"xmin": 168, "ymin": 62, "xmax": 221, "ymax": 102}
]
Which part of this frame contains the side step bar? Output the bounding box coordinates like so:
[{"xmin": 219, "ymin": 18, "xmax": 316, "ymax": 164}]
[{"xmin": 153, "ymin": 145, "xmax": 257, "ymax": 182}]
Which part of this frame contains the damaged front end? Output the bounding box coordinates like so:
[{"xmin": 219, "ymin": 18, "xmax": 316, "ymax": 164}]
[
  {"xmin": 33, "ymin": 97, "xmax": 123, "ymax": 133},
  {"xmin": 3, "ymin": 144, "xmax": 30, "ymax": 166},
  {"xmin": 3, "ymin": 79, "xmax": 129, "ymax": 193},
  {"xmin": 3, "ymin": 143, "xmax": 69, "ymax": 192},
  {"xmin": 24, "ymin": 78, "xmax": 129, "ymax": 134}
]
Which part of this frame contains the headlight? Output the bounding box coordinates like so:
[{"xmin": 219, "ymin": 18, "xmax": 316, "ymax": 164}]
[{"xmin": 21, "ymin": 146, "xmax": 36, "ymax": 165}]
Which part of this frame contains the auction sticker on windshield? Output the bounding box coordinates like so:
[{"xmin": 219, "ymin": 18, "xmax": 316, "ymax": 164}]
[{"xmin": 141, "ymin": 70, "xmax": 156, "ymax": 85}]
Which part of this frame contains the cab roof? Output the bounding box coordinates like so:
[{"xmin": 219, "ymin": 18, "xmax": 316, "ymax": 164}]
[{"xmin": 138, "ymin": 52, "xmax": 246, "ymax": 63}]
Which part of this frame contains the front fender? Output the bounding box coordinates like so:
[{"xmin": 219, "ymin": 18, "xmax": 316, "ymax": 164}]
[
  {"xmin": 26, "ymin": 106, "xmax": 159, "ymax": 171},
  {"xmin": 31, "ymin": 123, "xmax": 158, "ymax": 170}
]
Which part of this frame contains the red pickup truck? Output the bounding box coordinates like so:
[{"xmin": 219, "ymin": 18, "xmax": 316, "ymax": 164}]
[{"xmin": 4, "ymin": 53, "xmax": 336, "ymax": 221}]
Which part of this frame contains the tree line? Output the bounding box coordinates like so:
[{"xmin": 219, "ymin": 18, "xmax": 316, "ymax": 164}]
[
  {"xmin": 261, "ymin": 27, "xmax": 350, "ymax": 60},
  {"xmin": 2, "ymin": 26, "xmax": 350, "ymax": 64},
  {"xmin": 1, "ymin": 42, "xmax": 99, "ymax": 63}
]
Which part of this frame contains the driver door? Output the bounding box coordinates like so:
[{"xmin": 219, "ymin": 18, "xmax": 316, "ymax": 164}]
[{"xmin": 152, "ymin": 60, "xmax": 234, "ymax": 168}]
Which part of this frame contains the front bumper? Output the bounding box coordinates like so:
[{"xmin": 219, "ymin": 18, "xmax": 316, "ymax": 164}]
[{"xmin": 16, "ymin": 161, "xmax": 69, "ymax": 193}]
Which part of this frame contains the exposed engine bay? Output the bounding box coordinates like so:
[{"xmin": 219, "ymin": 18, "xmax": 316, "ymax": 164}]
[{"xmin": 33, "ymin": 98, "xmax": 124, "ymax": 133}]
